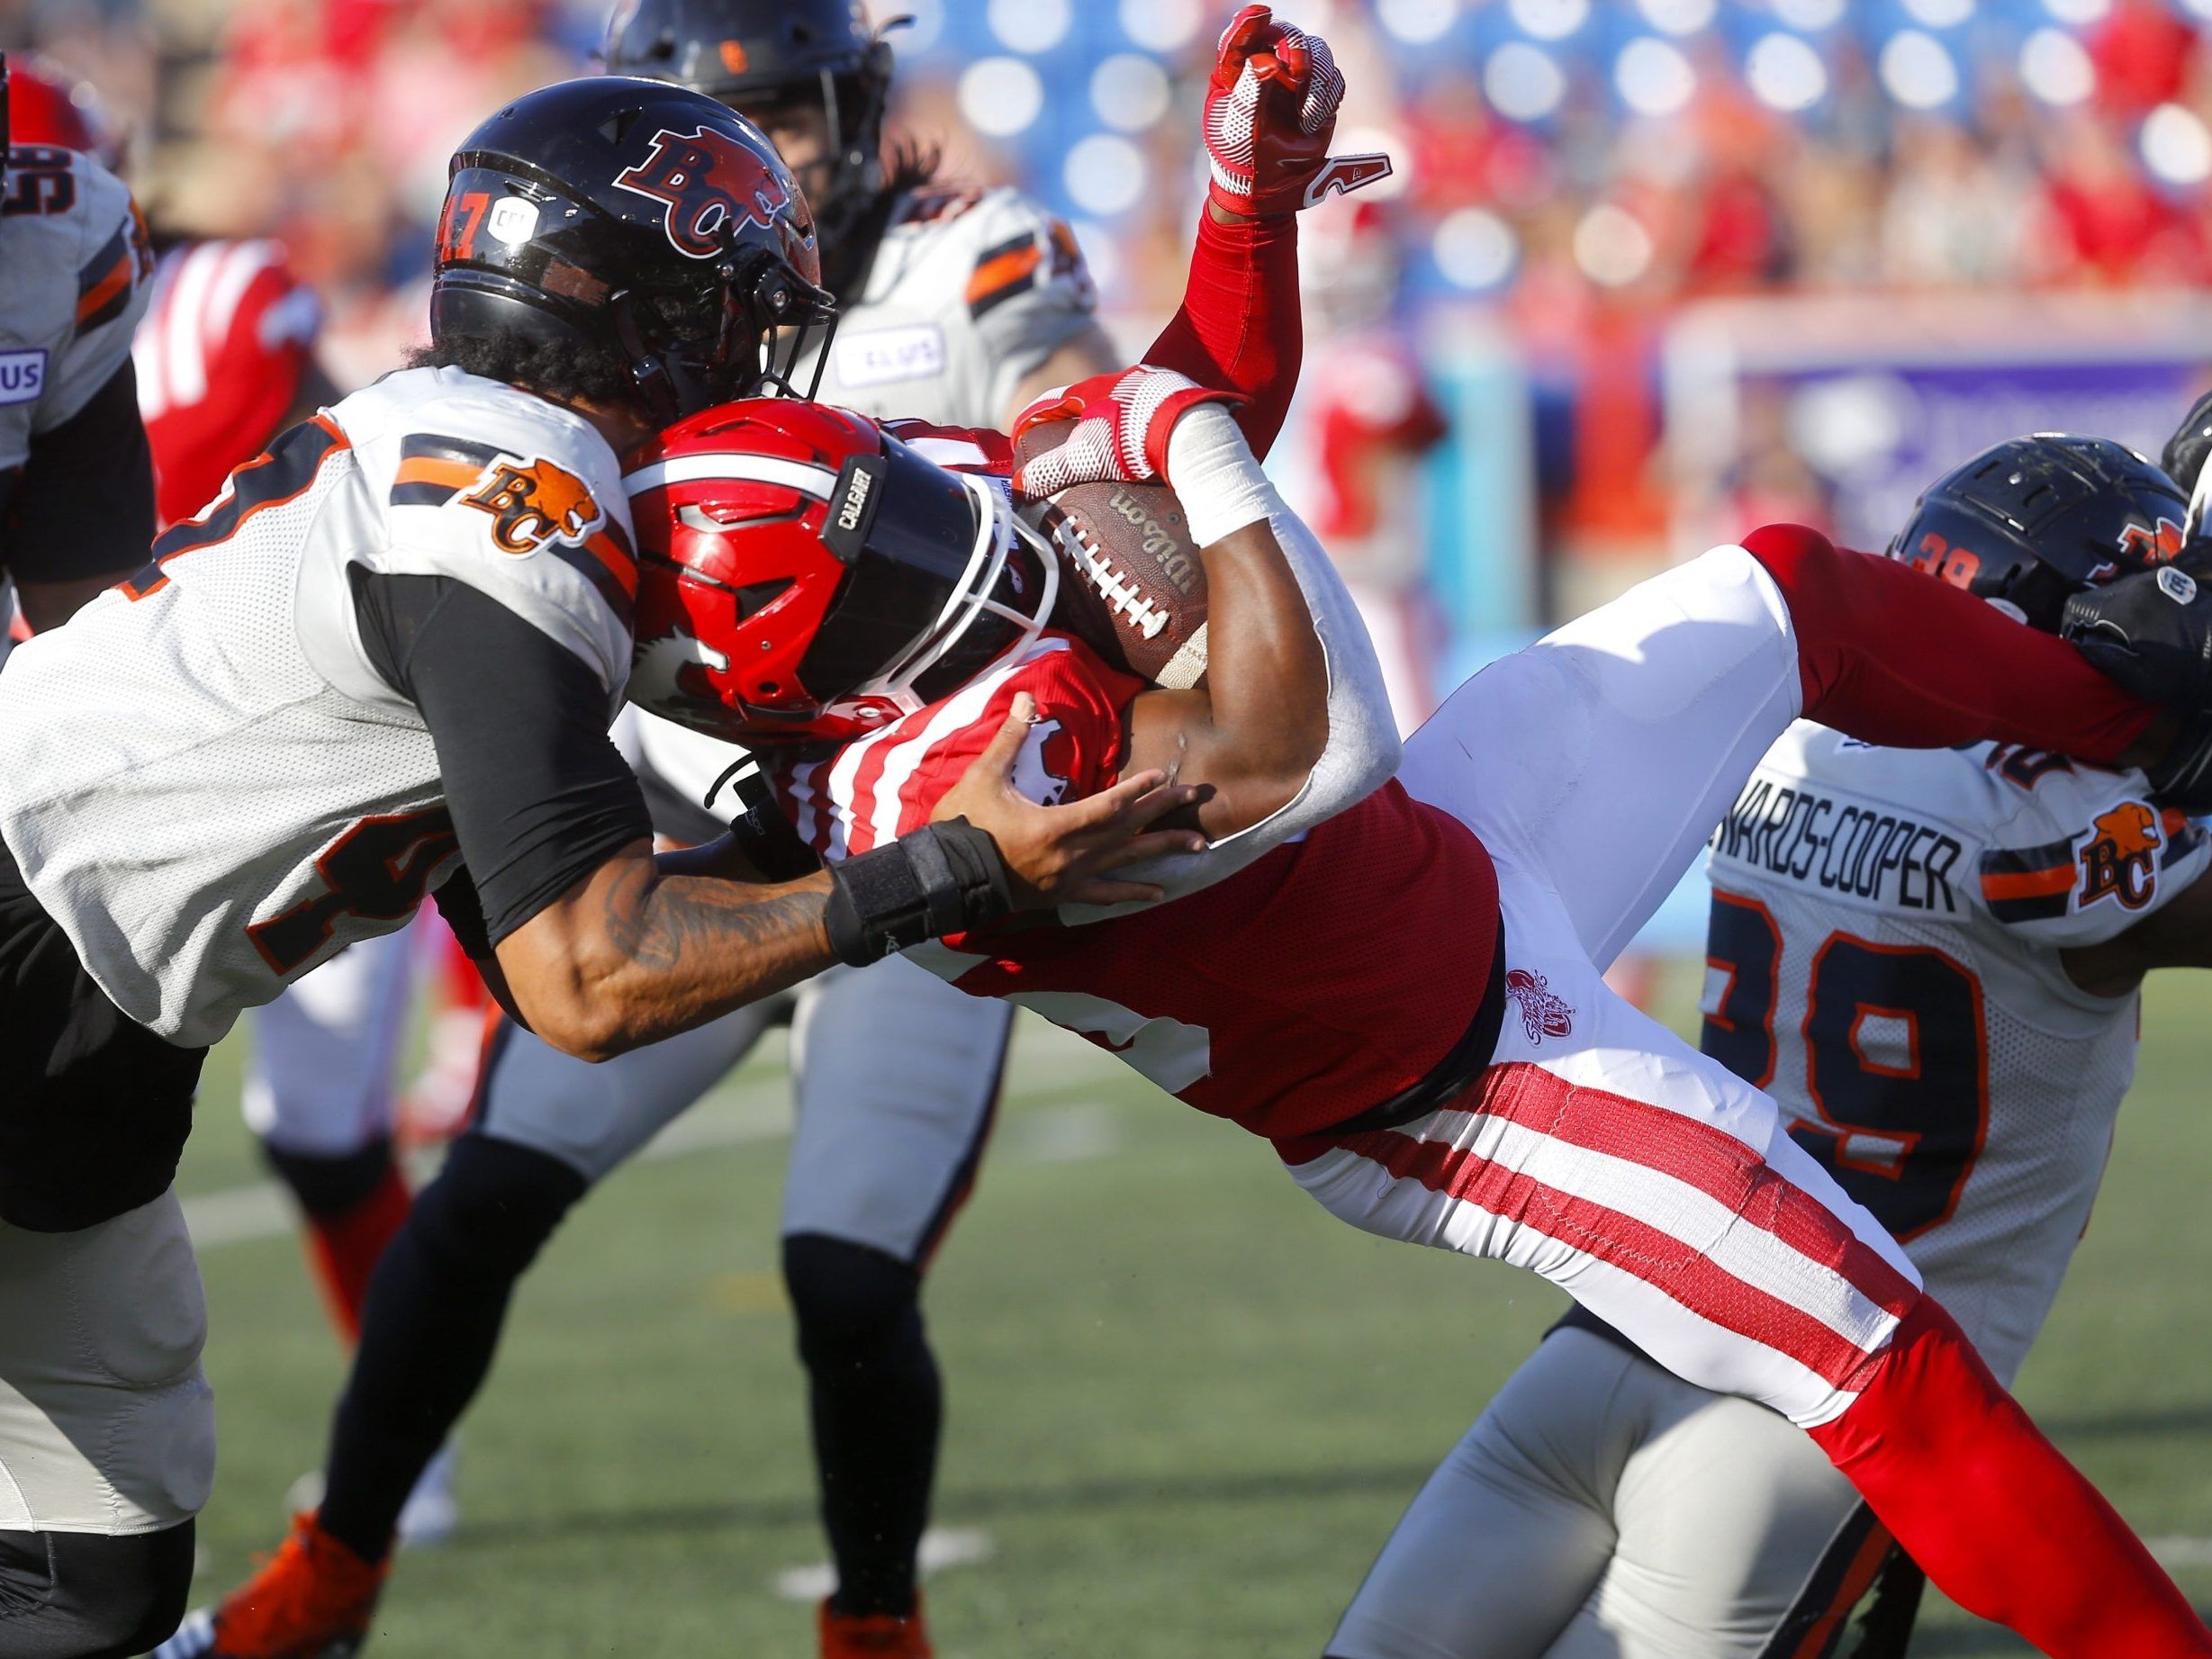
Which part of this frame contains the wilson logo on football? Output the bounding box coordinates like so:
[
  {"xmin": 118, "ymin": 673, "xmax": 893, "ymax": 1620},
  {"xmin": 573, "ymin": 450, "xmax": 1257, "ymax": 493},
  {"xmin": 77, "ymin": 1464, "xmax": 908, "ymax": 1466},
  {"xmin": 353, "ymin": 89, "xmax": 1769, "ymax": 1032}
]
[
  {"xmin": 461, "ymin": 455, "xmax": 605, "ymax": 555},
  {"xmin": 613, "ymin": 126, "xmax": 792, "ymax": 259},
  {"xmin": 2118, "ymin": 516, "xmax": 2186, "ymax": 565},
  {"xmin": 2078, "ymin": 800, "xmax": 2162, "ymax": 911}
]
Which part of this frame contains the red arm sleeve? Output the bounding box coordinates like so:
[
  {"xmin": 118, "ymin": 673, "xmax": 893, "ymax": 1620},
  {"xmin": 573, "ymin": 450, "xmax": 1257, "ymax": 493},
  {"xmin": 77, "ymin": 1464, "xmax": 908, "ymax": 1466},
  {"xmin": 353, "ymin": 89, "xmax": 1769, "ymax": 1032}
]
[
  {"xmin": 1143, "ymin": 213, "xmax": 1301, "ymax": 462},
  {"xmin": 1740, "ymin": 524, "xmax": 2161, "ymax": 764}
]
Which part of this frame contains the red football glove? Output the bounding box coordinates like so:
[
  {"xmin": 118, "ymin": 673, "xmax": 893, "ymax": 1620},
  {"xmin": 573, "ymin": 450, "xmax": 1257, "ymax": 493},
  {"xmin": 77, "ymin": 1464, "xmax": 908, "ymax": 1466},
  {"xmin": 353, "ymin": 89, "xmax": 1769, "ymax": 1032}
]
[
  {"xmin": 1010, "ymin": 366, "xmax": 1245, "ymax": 500},
  {"xmin": 1204, "ymin": 5, "xmax": 1392, "ymax": 218}
]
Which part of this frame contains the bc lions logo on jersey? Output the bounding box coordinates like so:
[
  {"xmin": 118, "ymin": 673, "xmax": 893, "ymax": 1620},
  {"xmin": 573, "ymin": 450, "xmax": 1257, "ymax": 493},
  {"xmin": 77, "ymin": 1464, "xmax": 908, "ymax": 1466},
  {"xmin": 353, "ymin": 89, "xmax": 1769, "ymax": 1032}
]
[
  {"xmin": 613, "ymin": 126, "xmax": 794, "ymax": 260},
  {"xmin": 2078, "ymin": 800, "xmax": 2162, "ymax": 910},
  {"xmin": 461, "ymin": 455, "xmax": 605, "ymax": 555}
]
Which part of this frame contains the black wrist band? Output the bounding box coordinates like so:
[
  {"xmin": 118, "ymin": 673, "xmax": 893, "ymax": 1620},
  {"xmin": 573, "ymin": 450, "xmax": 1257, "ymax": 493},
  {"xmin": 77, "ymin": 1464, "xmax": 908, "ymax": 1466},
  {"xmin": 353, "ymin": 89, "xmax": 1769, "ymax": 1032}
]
[{"xmin": 823, "ymin": 818, "xmax": 1016, "ymax": 966}]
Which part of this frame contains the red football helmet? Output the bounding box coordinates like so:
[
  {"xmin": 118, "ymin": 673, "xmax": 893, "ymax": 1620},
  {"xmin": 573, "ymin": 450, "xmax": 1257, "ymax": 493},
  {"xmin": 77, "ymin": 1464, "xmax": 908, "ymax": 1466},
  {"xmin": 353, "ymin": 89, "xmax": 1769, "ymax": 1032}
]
[
  {"xmin": 5, "ymin": 55, "xmax": 121, "ymax": 167},
  {"xmin": 627, "ymin": 400, "xmax": 1057, "ymax": 746}
]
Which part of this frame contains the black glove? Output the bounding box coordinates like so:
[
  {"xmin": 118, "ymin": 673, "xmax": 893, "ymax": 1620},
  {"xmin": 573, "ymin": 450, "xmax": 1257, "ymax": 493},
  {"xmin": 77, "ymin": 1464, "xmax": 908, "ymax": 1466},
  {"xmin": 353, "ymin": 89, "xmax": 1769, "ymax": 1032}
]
[
  {"xmin": 2062, "ymin": 563, "xmax": 2212, "ymax": 809},
  {"xmin": 2163, "ymin": 387, "xmax": 2212, "ymax": 512}
]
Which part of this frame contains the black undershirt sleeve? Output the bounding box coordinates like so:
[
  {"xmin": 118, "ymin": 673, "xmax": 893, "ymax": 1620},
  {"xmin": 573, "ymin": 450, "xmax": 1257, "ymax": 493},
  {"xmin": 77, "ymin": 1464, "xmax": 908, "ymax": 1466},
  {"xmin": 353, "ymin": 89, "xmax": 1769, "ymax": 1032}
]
[
  {"xmin": 2, "ymin": 359, "xmax": 155, "ymax": 585},
  {"xmin": 350, "ymin": 569, "xmax": 651, "ymax": 946}
]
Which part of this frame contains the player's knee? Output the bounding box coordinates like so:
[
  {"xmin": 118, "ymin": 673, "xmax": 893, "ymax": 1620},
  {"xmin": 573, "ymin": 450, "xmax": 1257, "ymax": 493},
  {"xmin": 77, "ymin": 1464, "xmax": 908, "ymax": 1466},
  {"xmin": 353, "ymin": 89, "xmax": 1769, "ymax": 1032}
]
[
  {"xmin": 782, "ymin": 1233, "xmax": 923, "ymax": 1371},
  {"xmin": 260, "ymin": 1135, "xmax": 396, "ymax": 1219},
  {"xmin": 1739, "ymin": 524, "xmax": 1848, "ymax": 636},
  {"xmin": 0, "ymin": 1519, "xmax": 196, "ymax": 1657},
  {"xmin": 408, "ymin": 1135, "xmax": 588, "ymax": 1284}
]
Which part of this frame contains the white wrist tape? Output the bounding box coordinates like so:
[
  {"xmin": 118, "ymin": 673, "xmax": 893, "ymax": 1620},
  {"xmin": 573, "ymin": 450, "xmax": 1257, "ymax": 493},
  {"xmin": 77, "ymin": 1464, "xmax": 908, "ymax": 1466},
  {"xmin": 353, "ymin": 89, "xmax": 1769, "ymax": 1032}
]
[{"xmin": 1166, "ymin": 401, "xmax": 1276, "ymax": 548}]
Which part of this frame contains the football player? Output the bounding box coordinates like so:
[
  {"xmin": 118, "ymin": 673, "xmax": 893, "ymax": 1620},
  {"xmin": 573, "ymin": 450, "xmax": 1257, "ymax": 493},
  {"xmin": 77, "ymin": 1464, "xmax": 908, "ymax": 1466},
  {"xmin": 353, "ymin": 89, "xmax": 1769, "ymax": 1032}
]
[
  {"xmin": 1324, "ymin": 436, "xmax": 2212, "ymax": 1659},
  {"xmin": 0, "ymin": 72, "xmax": 1194, "ymax": 1659},
  {"xmin": 15, "ymin": 52, "xmax": 467, "ymax": 1542},
  {"xmin": 136, "ymin": 208, "xmax": 468, "ymax": 1540},
  {"xmin": 288, "ymin": 0, "xmax": 1122, "ymax": 1640},
  {"xmin": 579, "ymin": 336, "xmax": 2212, "ymax": 1654},
  {"xmin": 157, "ymin": 9, "xmax": 1376, "ymax": 1655},
  {"xmin": 0, "ymin": 51, "xmax": 203, "ymax": 1659}
]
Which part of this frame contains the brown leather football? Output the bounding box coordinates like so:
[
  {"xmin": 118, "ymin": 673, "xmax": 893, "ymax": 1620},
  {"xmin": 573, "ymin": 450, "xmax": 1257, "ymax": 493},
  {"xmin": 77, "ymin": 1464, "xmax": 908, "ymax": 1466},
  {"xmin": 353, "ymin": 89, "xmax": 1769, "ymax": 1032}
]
[{"xmin": 1015, "ymin": 418, "xmax": 1210, "ymax": 689}]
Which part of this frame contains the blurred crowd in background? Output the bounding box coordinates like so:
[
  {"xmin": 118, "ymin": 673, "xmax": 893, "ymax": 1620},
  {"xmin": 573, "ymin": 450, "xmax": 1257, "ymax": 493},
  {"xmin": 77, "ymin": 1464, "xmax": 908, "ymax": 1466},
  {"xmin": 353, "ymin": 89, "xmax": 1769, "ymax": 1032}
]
[{"xmin": 13, "ymin": 0, "xmax": 2212, "ymax": 634}]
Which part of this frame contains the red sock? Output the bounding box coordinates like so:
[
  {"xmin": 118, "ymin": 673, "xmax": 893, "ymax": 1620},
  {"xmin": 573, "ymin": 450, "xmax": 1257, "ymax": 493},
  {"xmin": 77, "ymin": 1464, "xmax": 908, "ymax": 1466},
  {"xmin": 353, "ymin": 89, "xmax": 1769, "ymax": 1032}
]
[
  {"xmin": 303, "ymin": 1165, "xmax": 412, "ymax": 1345},
  {"xmin": 1143, "ymin": 212, "xmax": 1300, "ymax": 459},
  {"xmin": 1739, "ymin": 523, "xmax": 2162, "ymax": 763},
  {"xmin": 1810, "ymin": 1299, "xmax": 2209, "ymax": 1655}
]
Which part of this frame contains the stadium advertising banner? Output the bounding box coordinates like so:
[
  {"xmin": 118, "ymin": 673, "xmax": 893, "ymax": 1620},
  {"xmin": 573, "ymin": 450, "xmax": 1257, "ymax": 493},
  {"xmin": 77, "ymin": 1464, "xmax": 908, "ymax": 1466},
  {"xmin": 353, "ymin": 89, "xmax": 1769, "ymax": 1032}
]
[{"xmin": 1663, "ymin": 293, "xmax": 2212, "ymax": 559}]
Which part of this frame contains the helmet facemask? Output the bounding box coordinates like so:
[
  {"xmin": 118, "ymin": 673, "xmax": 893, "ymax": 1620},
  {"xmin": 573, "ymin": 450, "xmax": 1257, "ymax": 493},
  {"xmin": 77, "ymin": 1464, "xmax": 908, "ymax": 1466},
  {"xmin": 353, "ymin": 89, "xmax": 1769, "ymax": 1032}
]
[
  {"xmin": 610, "ymin": 231, "xmax": 838, "ymax": 424},
  {"xmin": 801, "ymin": 448, "xmax": 1056, "ymax": 726}
]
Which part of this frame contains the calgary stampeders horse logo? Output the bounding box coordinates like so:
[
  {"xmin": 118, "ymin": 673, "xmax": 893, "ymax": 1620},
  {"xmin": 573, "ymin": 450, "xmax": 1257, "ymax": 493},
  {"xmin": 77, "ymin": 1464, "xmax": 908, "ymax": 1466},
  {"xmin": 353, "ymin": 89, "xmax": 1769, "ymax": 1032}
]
[
  {"xmin": 1505, "ymin": 968, "xmax": 1574, "ymax": 1045},
  {"xmin": 614, "ymin": 126, "xmax": 794, "ymax": 259}
]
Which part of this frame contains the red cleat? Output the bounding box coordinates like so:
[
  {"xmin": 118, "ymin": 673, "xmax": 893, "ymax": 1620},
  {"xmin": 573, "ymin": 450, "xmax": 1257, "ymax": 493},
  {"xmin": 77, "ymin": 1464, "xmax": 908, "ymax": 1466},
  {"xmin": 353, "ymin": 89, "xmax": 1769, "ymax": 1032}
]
[
  {"xmin": 153, "ymin": 1514, "xmax": 387, "ymax": 1659},
  {"xmin": 818, "ymin": 1595, "xmax": 934, "ymax": 1659}
]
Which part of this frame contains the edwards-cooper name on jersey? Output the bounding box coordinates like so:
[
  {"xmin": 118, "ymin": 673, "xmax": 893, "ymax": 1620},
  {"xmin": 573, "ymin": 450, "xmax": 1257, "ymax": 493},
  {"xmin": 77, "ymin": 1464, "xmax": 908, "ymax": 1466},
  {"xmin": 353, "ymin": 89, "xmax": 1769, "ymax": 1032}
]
[
  {"xmin": 0, "ymin": 145, "xmax": 151, "ymax": 476},
  {"xmin": 0, "ymin": 367, "xmax": 634, "ymax": 1046},
  {"xmin": 1701, "ymin": 722, "xmax": 2209, "ymax": 1381}
]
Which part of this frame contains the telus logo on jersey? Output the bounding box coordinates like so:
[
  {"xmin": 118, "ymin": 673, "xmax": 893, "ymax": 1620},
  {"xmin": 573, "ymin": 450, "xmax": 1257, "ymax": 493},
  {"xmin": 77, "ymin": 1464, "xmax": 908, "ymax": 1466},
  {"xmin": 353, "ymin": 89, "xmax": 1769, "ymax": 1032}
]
[
  {"xmin": 461, "ymin": 455, "xmax": 605, "ymax": 554},
  {"xmin": 0, "ymin": 350, "xmax": 48, "ymax": 406},
  {"xmin": 613, "ymin": 127, "xmax": 794, "ymax": 259}
]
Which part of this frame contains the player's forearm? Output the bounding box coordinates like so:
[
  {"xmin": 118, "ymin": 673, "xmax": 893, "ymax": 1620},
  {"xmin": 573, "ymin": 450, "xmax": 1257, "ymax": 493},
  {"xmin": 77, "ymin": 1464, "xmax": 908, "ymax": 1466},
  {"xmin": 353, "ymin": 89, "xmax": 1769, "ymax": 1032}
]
[
  {"xmin": 1118, "ymin": 404, "xmax": 1394, "ymax": 857},
  {"xmin": 500, "ymin": 841, "xmax": 836, "ymax": 1060},
  {"xmin": 1142, "ymin": 212, "xmax": 1301, "ymax": 460},
  {"xmin": 1194, "ymin": 519, "xmax": 1328, "ymax": 797}
]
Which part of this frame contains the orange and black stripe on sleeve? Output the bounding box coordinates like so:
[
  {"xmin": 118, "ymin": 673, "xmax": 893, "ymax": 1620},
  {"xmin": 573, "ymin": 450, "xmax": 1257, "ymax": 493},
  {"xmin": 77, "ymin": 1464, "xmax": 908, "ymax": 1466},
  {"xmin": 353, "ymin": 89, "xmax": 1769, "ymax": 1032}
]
[
  {"xmin": 552, "ymin": 520, "xmax": 638, "ymax": 629},
  {"xmin": 1978, "ymin": 834, "xmax": 2077, "ymax": 923},
  {"xmin": 122, "ymin": 415, "xmax": 350, "ymax": 600},
  {"xmin": 390, "ymin": 435, "xmax": 502, "ymax": 507},
  {"xmin": 75, "ymin": 224, "xmax": 138, "ymax": 336},
  {"xmin": 967, "ymin": 232, "xmax": 1044, "ymax": 320}
]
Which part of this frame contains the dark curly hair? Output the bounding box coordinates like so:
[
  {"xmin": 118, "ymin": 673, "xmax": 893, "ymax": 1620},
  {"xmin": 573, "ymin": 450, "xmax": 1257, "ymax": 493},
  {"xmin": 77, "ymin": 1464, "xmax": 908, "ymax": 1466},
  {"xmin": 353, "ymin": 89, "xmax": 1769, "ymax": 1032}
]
[{"xmin": 407, "ymin": 329, "xmax": 638, "ymax": 409}]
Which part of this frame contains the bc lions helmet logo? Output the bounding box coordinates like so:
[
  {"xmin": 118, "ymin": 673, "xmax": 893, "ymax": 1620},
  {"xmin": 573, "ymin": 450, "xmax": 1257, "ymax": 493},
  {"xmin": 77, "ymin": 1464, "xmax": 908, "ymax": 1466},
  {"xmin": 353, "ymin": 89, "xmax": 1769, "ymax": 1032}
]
[
  {"xmin": 2118, "ymin": 516, "xmax": 2187, "ymax": 566},
  {"xmin": 613, "ymin": 126, "xmax": 793, "ymax": 260},
  {"xmin": 461, "ymin": 455, "xmax": 605, "ymax": 554},
  {"xmin": 2079, "ymin": 800, "xmax": 2162, "ymax": 911}
]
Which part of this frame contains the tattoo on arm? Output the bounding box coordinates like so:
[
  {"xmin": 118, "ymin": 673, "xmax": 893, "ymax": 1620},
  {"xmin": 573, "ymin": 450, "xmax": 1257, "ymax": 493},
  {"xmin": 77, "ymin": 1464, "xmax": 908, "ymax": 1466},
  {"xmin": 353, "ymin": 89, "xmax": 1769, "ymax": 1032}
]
[{"xmin": 597, "ymin": 855, "xmax": 829, "ymax": 980}]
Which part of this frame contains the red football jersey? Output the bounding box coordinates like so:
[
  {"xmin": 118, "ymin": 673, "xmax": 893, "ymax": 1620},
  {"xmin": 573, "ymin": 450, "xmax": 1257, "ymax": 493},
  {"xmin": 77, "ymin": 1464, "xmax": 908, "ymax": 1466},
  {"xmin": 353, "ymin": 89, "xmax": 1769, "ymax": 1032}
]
[
  {"xmin": 765, "ymin": 627, "xmax": 1502, "ymax": 1141},
  {"xmin": 133, "ymin": 239, "xmax": 322, "ymax": 529}
]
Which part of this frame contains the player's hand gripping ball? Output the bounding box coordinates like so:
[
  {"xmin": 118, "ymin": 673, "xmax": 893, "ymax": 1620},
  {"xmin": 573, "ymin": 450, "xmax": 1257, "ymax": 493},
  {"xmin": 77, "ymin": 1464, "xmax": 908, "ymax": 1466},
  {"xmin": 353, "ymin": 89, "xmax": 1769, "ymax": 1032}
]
[
  {"xmin": 1203, "ymin": 4, "xmax": 1391, "ymax": 218},
  {"xmin": 1011, "ymin": 368, "xmax": 1234, "ymax": 690}
]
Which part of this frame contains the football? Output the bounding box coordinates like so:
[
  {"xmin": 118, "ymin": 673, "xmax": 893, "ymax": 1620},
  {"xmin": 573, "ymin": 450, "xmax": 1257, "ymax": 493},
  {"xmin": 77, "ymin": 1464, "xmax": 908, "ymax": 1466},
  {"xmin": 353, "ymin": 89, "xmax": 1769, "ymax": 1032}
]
[{"xmin": 1015, "ymin": 418, "xmax": 1210, "ymax": 690}]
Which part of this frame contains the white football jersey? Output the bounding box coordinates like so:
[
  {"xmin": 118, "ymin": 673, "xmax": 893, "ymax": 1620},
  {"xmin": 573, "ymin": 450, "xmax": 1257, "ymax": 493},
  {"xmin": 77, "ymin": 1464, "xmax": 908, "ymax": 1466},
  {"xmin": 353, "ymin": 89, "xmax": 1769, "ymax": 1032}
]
[
  {"xmin": 0, "ymin": 366, "xmax": 634, "ymax": 1046},
  {"xmin": 634, "ymin": 182, "xmax": 1098, "ymax": 823},
  {"xmin": 0, "ymin": 145, "xmax": 149, "ymax": 474},
  {"xmin": 1701, "ymin": 723, "xmax": 2211, "ymax": 1383}
]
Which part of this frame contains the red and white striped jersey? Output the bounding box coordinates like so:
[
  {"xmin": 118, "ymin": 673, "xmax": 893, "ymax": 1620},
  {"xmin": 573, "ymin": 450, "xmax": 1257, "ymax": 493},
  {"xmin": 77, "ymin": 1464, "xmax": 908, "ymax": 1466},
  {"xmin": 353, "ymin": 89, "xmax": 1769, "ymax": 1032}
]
[
  {"xmin": 134, "ymin": 238, "xmax": 322, "ymax": 529},
  {"xmin": 761, "ymin": 626, "xmax": 1502, "ymax": 1141}
]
